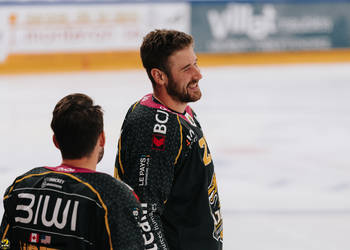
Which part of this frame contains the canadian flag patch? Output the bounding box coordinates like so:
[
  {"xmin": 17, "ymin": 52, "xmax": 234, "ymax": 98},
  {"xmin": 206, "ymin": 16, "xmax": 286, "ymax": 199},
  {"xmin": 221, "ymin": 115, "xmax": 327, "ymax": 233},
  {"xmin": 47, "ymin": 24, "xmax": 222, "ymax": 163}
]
[{"xmin": 30, "ymin": 233, "xmax": 39, "ymax": 243}]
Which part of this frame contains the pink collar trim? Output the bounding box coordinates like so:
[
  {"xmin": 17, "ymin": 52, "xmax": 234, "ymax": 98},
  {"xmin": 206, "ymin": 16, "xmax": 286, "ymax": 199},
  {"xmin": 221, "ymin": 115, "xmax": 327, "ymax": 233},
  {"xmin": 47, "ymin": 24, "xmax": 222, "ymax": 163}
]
[
  {"xmin": 139, "ymin": 93, "xmax": 194, "ymax": 122},
  {"xmin": 45, "ymin": 164, "xmax": 96, "ymax": 173}
]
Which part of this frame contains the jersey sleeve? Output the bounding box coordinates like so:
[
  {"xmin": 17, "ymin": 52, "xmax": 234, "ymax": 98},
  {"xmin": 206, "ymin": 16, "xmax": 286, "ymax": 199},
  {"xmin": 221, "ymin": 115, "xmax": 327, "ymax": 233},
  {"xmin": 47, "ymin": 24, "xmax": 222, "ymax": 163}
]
[
  {"xmin": 1, "ymin": 189, "xmax": 11, "ymax": 245},
  {"xmin": 1, "ymin": 178, "xmax": 19, "ymax": 244},
  {"xmin": 1, "ymin": 209, "xmax": 11, "ymax": 249},
  {"xmin": 115, "ymin": 105, "xmax": 182, "ymax": 250},
  {"xmin": 77, "ymin": 172, "xmax": 144, "ymax": 250},
  {"xmin": 104, "ymin": 178, "xmax": 144, "ymax": 250}
]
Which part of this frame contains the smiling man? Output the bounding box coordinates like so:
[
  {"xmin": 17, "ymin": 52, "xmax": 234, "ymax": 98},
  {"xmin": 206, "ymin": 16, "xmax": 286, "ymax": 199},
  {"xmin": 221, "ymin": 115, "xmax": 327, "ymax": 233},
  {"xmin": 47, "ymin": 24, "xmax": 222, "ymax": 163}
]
[{"xmin": 114, "ymin": 29, "xmax": 223, "ymax": 250}]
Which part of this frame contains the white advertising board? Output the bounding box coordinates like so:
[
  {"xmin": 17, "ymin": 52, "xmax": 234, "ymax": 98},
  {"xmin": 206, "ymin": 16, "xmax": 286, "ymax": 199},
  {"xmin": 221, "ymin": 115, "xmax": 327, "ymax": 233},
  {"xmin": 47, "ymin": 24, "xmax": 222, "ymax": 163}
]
[
  {"xmin": 0, "ymin": 3, "xmax": 190, "ymax": 56},
  {"xmin": 0, "ymin": 8, "xmax": 9, "ymax": 62}
]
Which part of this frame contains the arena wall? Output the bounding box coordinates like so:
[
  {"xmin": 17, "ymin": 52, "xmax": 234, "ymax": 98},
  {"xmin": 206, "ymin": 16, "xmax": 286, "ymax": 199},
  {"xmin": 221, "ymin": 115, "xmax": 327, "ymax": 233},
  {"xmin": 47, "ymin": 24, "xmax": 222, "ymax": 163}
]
[{"xmin": 0, "ymin": 0, "xmax": 349, "ymax": 74}]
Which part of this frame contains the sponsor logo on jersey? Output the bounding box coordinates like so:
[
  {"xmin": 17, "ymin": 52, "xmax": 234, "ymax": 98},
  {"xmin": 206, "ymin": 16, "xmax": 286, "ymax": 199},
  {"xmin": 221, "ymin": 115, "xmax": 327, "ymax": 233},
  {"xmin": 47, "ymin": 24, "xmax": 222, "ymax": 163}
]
[
  {"xmin": 40, "ymin": 235, "xmax": 51, "ymax": 244},
  {"xmin": 29, "ymin": 233, "xmax": 39, "ymax": 243},
  {"xmin": 0, "ymin": 239, "xmax": 10, "ymax": 249},
  {"xmin": 184, "ymin": 112, "xmax": 197, "ymax": 127},
  {"xmin": 140, "ymin": 203, "xmax": 159, "ymax": 250},
  {"xmin": 208, "ymin": 173, "xmax": 223, "ymax": 243},
  {"xmin": 15, "ymin": 193, "xmax": 79, "ymax": 232},
  {"xmin": 41, "ymin": 177, "xmax": 65, "ymax": 189},
  {"xmin": 139, "ymin": 155, "xmax": 150, "ymax": 186},
  {"xmin": 152, "ymin": 109, "xmax": 169, "ymax": 152},
  {"xmin": 152, "ymin": 134, "xmax": 166, "ymax": 151},
  {"xmin": 185, "ymin": 129, "xmax": 198, "ymax": 148},
  {"xmin": 56, "ymin": 167, "xmax": 75, "ymax": 172},
  {"xmin": 153, "ymin": 109, "xmax": 169, "ymax": 135}
]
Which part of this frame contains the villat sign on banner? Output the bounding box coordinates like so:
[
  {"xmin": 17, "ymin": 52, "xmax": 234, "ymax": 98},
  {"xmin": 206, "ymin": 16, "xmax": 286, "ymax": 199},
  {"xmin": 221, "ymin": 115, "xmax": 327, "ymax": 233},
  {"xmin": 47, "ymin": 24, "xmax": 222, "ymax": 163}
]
[{"xmin": 191, "ymin": 2, "xmax": 350, "ymax": 52}]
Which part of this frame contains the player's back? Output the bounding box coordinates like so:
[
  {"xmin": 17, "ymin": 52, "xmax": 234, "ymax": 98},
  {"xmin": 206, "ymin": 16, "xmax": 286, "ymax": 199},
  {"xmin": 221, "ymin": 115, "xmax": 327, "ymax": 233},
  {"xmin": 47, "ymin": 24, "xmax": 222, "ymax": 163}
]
[{"xmin": 1, "ymin": 165, "xmax": 143, "ymax": 250}]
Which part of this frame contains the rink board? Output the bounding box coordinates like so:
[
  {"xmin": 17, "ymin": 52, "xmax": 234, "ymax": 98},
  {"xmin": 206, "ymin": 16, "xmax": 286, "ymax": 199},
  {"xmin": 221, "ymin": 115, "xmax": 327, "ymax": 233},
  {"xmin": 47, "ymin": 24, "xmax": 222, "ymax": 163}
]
[{"xmin": 1, "ymin": 49, "xmax": 350, "ymax": 74}]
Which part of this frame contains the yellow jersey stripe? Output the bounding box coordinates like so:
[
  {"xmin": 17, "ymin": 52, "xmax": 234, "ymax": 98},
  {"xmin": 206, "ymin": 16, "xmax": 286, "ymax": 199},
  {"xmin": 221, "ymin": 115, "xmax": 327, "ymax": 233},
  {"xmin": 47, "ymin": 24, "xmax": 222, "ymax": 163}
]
[
  {"xmin": 1, "ymin": 224, "xmax": 9, "ymax": 241},
  {"xmin": 117, "ymin": 137, "xmax": 125, "ymax": 175},
  {"xmin": 174, "ymin": 115, "xmax": 183, "ymax": 165},
  {"xmin": 131, "ymin": 101, "xmax": 140, "ymax": 112}
]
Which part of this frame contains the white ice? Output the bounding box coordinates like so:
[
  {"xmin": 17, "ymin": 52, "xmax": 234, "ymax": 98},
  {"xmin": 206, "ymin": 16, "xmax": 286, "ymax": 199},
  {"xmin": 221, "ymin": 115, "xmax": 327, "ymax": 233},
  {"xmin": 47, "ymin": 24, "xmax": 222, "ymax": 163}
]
[{"xmin": 1, "ymin": 63, "xmax": 350, "ymax": 249}]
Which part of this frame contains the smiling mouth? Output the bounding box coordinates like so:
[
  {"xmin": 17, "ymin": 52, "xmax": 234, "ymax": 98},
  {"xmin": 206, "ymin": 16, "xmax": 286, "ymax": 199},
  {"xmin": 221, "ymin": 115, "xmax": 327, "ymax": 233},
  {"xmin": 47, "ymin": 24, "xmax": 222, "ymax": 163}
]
[{"xmin": 188, "ymin": 81, "xmax": 199, "ymax": 89}]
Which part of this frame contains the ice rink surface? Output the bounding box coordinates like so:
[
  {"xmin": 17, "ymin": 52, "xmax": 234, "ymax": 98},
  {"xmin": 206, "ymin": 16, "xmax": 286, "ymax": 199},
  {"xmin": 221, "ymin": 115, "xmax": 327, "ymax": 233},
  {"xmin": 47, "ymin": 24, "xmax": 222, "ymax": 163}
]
[{"xmin": 1, "ymin": 63, "xmax": 350, "ymax": 249}]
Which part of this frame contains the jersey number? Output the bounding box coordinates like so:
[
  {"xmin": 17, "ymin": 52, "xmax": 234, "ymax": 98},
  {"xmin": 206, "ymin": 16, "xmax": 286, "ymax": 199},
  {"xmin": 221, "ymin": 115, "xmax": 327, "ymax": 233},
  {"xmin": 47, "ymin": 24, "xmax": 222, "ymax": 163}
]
[{"xmin": 199, "ymin": 137, "xmax": 212, "ymax": 166}]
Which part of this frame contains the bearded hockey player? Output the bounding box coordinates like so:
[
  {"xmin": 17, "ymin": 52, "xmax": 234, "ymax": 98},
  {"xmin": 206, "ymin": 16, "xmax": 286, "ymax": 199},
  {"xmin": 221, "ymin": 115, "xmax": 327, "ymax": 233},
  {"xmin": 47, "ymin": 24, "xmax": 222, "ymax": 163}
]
[{"xmin": 115, "ymin": 29, "xmax": 223, "ymax": 250}]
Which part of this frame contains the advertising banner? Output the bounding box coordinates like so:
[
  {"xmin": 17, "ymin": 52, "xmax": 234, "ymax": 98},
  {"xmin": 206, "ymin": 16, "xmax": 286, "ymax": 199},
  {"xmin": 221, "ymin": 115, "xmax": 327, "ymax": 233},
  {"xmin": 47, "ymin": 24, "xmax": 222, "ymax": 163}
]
[
  {"xmin": 0, "ymin": 8, "xmax": 9, "ymax": 62},
  {"xmin": 0, "ymin": 3, "xmax": 190, "ymax": 58},
  {"xmin": 191, "ymin": 2, "xmax": 350, "ymax": 52}
]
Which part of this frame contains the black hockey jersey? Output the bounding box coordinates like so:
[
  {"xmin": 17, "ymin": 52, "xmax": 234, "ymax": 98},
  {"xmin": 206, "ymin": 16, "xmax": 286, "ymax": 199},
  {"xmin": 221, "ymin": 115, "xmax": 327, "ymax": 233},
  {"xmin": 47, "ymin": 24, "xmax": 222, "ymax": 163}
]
[
  {"xmin": 0, "ymin": 165, "xmax": 143, "ymax": 250},
  {"xmin": 115, "ymin": 94, "xmax": 223, "ymax": 250}
]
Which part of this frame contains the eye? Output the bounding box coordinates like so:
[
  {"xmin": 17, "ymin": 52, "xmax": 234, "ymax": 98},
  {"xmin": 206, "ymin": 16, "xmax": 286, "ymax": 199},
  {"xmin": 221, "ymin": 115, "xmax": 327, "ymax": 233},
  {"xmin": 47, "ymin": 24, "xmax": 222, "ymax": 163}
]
[{"xmin": 182, "ymin": 65, "xmax": 190, "ymax": 72}]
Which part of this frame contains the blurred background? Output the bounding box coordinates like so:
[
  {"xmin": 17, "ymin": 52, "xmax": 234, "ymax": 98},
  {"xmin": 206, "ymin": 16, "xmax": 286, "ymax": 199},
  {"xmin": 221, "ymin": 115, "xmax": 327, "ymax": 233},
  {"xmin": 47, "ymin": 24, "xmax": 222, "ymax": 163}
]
[{"xmin": 1, "ymin": 0, "xmax": 350, "ymax": 249}]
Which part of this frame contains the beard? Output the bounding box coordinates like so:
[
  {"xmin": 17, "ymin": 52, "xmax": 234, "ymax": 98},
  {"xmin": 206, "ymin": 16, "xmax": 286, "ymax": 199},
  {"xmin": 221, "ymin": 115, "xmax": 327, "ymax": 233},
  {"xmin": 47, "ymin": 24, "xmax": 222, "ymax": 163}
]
[
  {"xmin": 166, "ymin": 75, "xmax": 202, "ymax": 103},
  {"xmin": 97, "ymin": 147, "xmax": 104, "ymax": 163}
]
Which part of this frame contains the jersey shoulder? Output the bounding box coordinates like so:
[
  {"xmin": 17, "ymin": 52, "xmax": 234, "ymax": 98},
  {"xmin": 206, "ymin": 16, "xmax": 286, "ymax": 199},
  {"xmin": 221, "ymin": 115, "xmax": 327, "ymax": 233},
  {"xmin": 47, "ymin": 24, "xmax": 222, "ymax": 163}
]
[
  {"xmin": 123, "ymin": 94, "xmax": 181, "ymax": 137},
  {"xmin": 6, "ymin": 167, "xmax": 138, "ymax": 205},
  {"xmin": 74, "ymin": 172, "xmax": 139, "ymax": 204},
  {"xmin": 4, "ymin": 167, "xmax": 50, "ymax": 195}
]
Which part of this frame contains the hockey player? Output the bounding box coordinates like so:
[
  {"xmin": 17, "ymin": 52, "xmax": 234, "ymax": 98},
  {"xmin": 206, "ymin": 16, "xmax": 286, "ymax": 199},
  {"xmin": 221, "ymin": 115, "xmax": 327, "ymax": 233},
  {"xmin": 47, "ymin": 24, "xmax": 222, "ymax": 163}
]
[
  {"xmin": 114, "ymin": 29, "xmax": 223, "ymax": 250},
  {"xmin": 0, "ymin": 93, "xmax": 144, "ymax": 250}
]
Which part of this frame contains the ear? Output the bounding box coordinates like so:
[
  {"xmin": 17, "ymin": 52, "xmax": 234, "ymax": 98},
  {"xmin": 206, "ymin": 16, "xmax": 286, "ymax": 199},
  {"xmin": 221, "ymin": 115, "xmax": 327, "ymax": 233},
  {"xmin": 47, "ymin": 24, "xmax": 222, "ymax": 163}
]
[
  {"xmin": 151, "ymin": 68, "xmax": 167, "ymax": 86},
  {"xmin": 99, "ymin": 131, "xmax": 106, "ymax": 147},
  {"xmin": 53, "ymin": 135, "xmax": 60, "ymax": 149}
]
